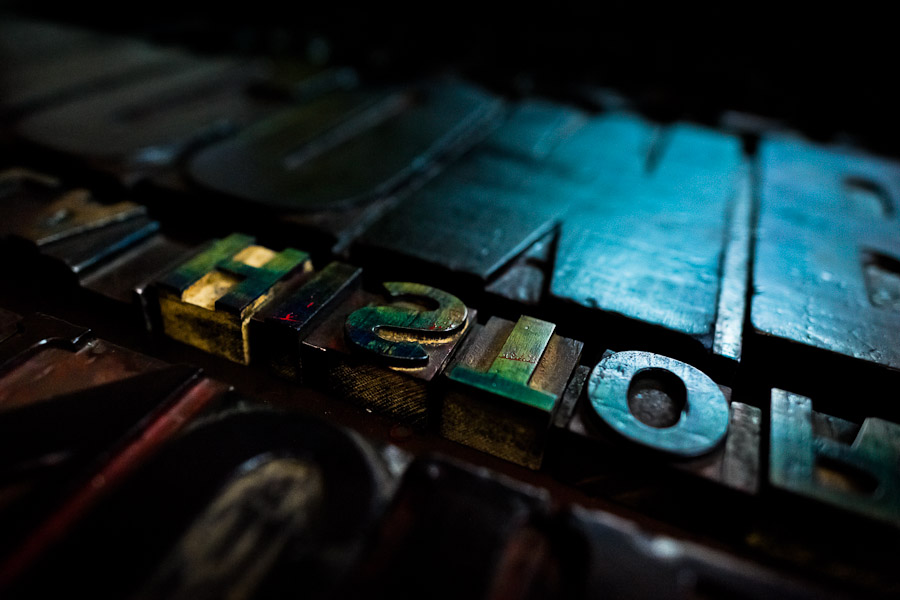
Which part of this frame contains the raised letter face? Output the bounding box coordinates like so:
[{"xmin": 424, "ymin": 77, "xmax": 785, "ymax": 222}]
[
  {"xmin": 155, "ymin": 233, "xmax": 311, "ymax": 364},
  {"xmin": 345, "ymin": 282, "xmax": 467, "ymax": 367},
  {"xmin": 753, "ymin": 140, "xmax": 900, "ymax": 375},
  {"xmin": 770, "ymin": 389, "xmax": 900, "ymax": 526},
  {"xmin": 586, "ymin": 351, "xmax": 729, "ymax": 457},
  {"xmin": 449, "ymin": 315, "xmax": 557, "ymax": 411}
]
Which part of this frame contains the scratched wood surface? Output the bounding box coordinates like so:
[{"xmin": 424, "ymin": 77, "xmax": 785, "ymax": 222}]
[
  {"xmin": 353, "ymin": 101, "xmax": 584, "ymax": 288},
  {"xmin": 751, "ymin": 138, "xmax": 900, "ymax": 404},
  {"xmin": 549, "ymin": 116, "xmax": 747, "ymax": 365}
]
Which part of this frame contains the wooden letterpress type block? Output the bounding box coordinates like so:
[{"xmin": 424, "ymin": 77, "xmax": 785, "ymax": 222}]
[
  {"xmin": 0, "ymin": 320, "xmax": 175, "ymax": 551},
  {"xmin": 0, "ymin": 365, "xmax": 204, "ymax": 510},
  {"xmin": 36, "ymin": 215, "xmax": 160, "ymax": 279},
  {"xmin": 548, "ymin": 115, "xmax": 749, "ymax": 372},
  {"xmin": 2, "ymin": 185, "xmax": 160, "ymax": 284},
  {"xmin": 189, "ymin": 81, "xmax": 502, "ymax": 251},
  {"xmin": 770, "ymin": 389, "xmax": 900, "ymax": 527},
  {"xmin": 154, "ymin": 233, "xmax": 311, "ymax": 364},
  {"xmin": 441, "ymin": 315, "xmax": 582, "ymax": 469},
  {"xmin": 554, "ymin": 351, "xmax": 761, "ymax": 495},
  {"xmin": 131, "ymin": 411, "xmax": 388, "ymax": 600},
  {"xmin": 299, "ymin": 280, "xmax": 474, "ymax": 427},
  {"xmin": 0, "ymin": 365, "xmax": 203, "ymax": 475},
  {"xmin": 11, "ymin": 188, "xmax": 146, "ymax": 247},
  {"xmin": 1, "ymin": 182, "xmax": 147, "ymax": 250},
  {"xmin": 586, "ymin": 351, "xmax": 731, "ymax": 457},
  {"xmin": 133, "ymin": 457, "xmax": 325, "ymax": 600},
  {"xmin": 0, "ymin": 312, "xmax": 226, "ymax": 569},
  {"xmin": 752, "ymin": 139, "xmax": 900, "ymax": 400},
  {"xmin": 353, "ymin": 165, "xmax": 562, "ymax": 294},
  {"xmin": 187, "ymin": 89, "xmax": 398, "ymax": 206},
  {"xmin": 353, "ymin": 101, "xmax": 581, "ymax": 295},
  {"xmin": 0, "ymin": 172, "xmax": 182, "ymax": 321},
  {"xmin": 17, "ymin": 57, "xmax": 290, "ymax": 185},
  {"xmin": 250, "ymin": 261, "xmax": 362, "ymax": 380}
]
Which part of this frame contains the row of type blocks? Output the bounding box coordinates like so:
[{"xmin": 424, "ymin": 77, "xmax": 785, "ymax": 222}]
[
  {"xmin": 1, "ymin": 155, "xmax": 898, "ymax": 547},
  {"xmin": 147, "ymin": 231, "xmax": 900, "ymax": 529},
  {"xmin": 0, "ymin": 162, "xmax": 897, "ymax": 531}
]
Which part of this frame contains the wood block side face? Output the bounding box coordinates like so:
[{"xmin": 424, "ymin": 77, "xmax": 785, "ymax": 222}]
[
  {"xmin": 442, "ymin": 316, "xmax": 582, "ymax": 469},
  {"xmin": 159, "ymin": 291, "xmax": 244, "ymax": 363},
  {"xmin": 323, "ymin": 362, "xmax": 430, "ymax": 427},
  {"xmin": 441, "ymin": 387, "xmax": 547, "ymax": 469}
]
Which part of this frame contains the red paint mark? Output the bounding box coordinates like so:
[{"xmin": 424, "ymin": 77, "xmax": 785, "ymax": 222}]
[
  {"xmin": 306, "ymin": 301, "xmax": 315, "ymax": 308},
  {"xmin": 275, "ymin": 312, "xmax": 300, "ymax": 323},
  {"xmin": 0, "ymin": 379, "xmax": 228, "ymax": 588}
]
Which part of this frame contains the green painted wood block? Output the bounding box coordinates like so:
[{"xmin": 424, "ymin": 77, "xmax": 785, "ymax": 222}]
[
  {"xmin": 449, "ymin": 316, "xmax": 557, "ymax": 412},
  {"xmin": 155, "ymin": 233, "xmax": 311, "ymax": 364},
  {"xmin": 443, "ymin": 315, "xmax": 582, "ymax": 469},
  {"xmin": 289, "ymin": 281, "xmax": 474, "ymax": 427}
]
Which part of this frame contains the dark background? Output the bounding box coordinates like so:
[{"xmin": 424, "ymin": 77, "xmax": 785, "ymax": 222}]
[{"xmin": 2, "ymin": 3, "xmax": 895, "ymax": 156}]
